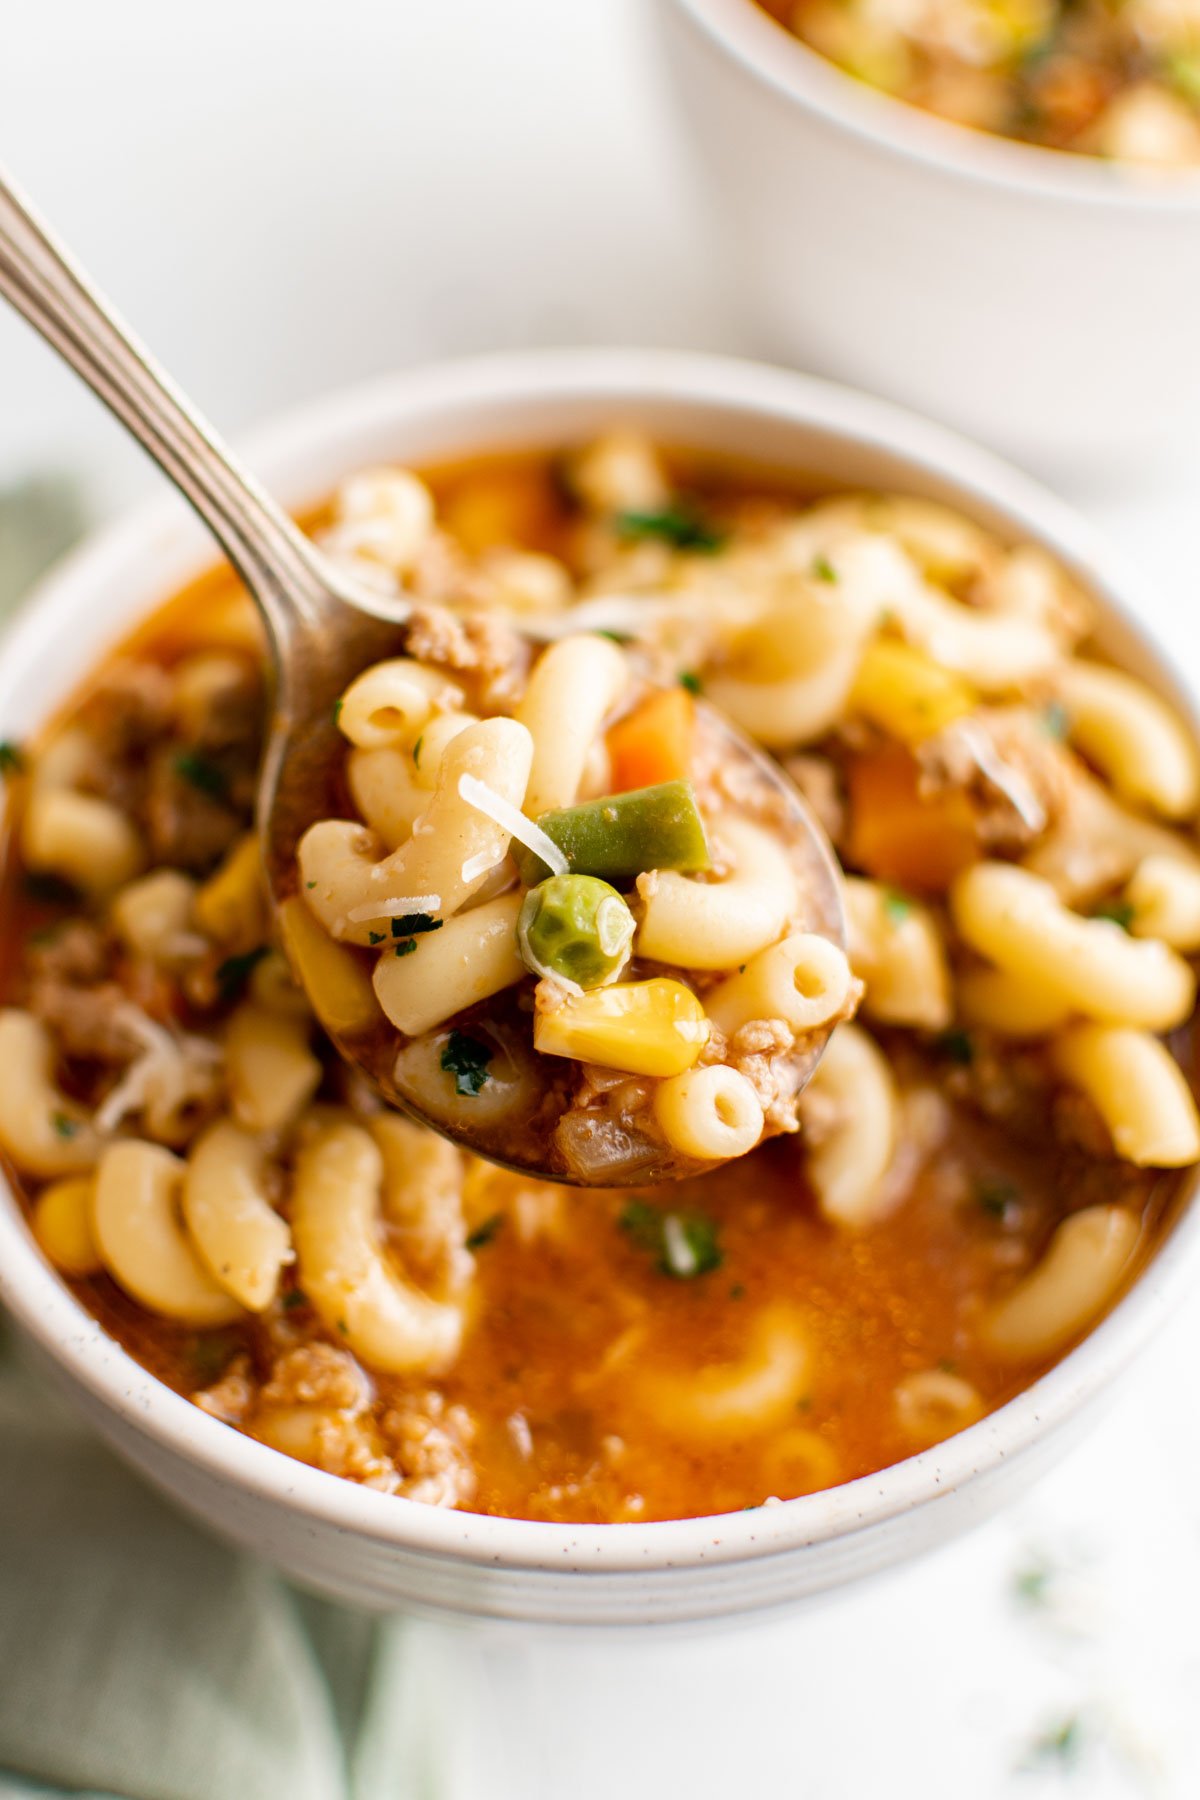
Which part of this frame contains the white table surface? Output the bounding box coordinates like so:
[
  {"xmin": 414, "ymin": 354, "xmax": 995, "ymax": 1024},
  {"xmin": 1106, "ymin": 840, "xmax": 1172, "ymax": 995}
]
[{"xmin": 2, "ymin": 3, "xmax": 1199, "ymax": 1795}]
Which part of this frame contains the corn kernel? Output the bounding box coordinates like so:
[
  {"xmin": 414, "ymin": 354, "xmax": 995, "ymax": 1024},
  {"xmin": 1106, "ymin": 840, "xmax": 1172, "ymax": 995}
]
[
  {"xmin": 194, "ymin": 833, "xmax": 267, "ymax": 948},
  {"xmin": 33, "ymin": 1176, "xmax": 101, "ymax": 1276},
  {"xmin": 534, "ymin": 978, "xmax": 709, "ymax": 1077},
  {"xmin": 849, "ymin": 638, "xmax": 975, "ymax": 744}
]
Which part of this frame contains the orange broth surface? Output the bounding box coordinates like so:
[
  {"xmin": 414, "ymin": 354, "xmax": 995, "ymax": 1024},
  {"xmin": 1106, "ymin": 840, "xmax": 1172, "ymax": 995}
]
[{"xmin": 0, "ymin": 449, "xmax": 1187, "ymax": 1523}]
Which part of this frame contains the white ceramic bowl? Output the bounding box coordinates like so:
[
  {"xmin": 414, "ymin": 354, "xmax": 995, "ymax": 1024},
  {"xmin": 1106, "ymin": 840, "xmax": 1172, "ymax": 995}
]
[
  {"xmin": 654, "ymin": 0, "xmax": 1200, "ymax": 479},
  {"xmin": 0, "ymin": 349, "xmax": 1197, "ymax": 1626}
]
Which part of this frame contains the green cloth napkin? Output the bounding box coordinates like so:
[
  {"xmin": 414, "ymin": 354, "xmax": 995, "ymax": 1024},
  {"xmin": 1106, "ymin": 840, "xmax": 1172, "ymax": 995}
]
[
  {"xmin": 0, "ymin": 482, "xmax": 428, "ymax": 1800},
  {"xmin": 0, "ymin": 1326, "xmax": 389, "ymax": 1800}
]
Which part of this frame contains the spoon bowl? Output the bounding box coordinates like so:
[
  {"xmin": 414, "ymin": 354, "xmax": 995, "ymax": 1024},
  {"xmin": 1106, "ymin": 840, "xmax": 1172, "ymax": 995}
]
[{"xmin": 0, "ymin": 168, "xmax": 846, "ymax": 1182}]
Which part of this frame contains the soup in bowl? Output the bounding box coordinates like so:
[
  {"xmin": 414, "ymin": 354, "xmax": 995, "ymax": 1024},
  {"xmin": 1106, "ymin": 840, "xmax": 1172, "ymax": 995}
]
[
  {"xmin": 0, "ymin": 350, "xmax": 1196, "ymax": 1623},
  {"xmin": 755, "ymin": 0, "xmax": 1200, "ymax": 162}
]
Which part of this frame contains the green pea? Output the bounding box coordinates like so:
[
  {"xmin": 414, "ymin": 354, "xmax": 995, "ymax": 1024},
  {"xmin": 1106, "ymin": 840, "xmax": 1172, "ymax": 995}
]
[{"xmin": 517, "ymin": 875, "xmax": 635, "ymax": 988}]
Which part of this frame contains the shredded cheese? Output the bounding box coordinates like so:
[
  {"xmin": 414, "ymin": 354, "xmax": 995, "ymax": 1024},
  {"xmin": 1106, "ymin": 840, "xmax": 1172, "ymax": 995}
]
[
  {"xmin": 346, "ymin": 894, "xmax": 442, "ymax": 924},
  {"xmin": 458, "ymin": 773, "xmax": 569, "ymax": 877},
  {"xmin": 95, "ymin": 1007, "xmax": 223, "ymax": 1136},
  {"xmin": 461, "ymin": 849, "xmax": 506, "ymax": 885}
]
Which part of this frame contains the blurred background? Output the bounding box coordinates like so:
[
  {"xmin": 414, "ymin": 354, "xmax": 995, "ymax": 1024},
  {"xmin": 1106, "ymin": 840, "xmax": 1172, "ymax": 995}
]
[{"xmin": 2, "ymin": 3, "xmax": 1200, "ymax": 1796}]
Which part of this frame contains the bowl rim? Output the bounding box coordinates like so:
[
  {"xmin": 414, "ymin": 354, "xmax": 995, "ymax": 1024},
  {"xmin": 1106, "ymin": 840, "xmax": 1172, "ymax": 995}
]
[
  {"xmin": 1, "ymin": 344, "xmax": 1198, "ymax": 1579},
  {"xmin": 667, "ymin": 0, "xmax": 1200, "ymax": 209}
]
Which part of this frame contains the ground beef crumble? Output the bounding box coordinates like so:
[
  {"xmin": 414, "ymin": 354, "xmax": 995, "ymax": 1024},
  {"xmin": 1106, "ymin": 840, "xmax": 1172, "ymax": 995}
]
[
  {"xmin": 260, "ymin": 1343, "xmax": 369, "ymax": 1412},
  {"xmin": 917, "ymin": 708, "xmax": 1070, "ymax": 853},
  {"xmin": 403, "ymin": 604, "xmax": 529, "ymax": 711},
  {"xmin": 25, "ymin": 922, "xmax": 146, "ymax": 1065},
  {"xmin": 380, "ymin": 1391, "xmax": 476, "ymax": 1508}
]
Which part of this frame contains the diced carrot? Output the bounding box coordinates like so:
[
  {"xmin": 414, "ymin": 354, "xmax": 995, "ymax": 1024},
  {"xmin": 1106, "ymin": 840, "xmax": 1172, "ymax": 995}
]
[
  {"xmin": 607, "ymin": 688, "xmax": 695, "ymax": 792},
  {"xmin": 846, "ymin": 745, "xmax": 978, "ymax": 894},
  {"xmin": 440, "ymin": 467, "xmax": 554, "ymax": 555}
]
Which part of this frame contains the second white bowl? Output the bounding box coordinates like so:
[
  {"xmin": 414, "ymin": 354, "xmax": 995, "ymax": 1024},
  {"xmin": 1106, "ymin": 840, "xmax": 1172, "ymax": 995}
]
[{"xmin": 655, "ymin": 0, "xmax": 1200, "ymax": 478}]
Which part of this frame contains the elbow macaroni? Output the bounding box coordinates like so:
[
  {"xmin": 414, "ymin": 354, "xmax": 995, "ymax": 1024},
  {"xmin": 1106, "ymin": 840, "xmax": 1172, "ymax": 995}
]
[
  {"xmin": 1126, "ymin": 855, "xmax": 1200, "ymax": 950},
  {"xmin": 183, "ymin": 1119, "xmax": 292, "ymax": 1310},
  {"xmin": 843, "ymin": 878, "xmax": 952, "ymax": 1030},
  {"xmin": 653, "ymin": 1065, "xmax": 764, "ymax": 1161},
  {"xmin": 92, "ymin": 1140, "xmax": 243, "ymax": 1326},
  {"xmin": 634, "ymin": 1306, "xmax": 810, "ymax": 1440},
  {"xmin": 1052, "ymin": 660, "xmax": 1200, "ymax": 820},
  {"xmin": 298, "ymin": 716, "xmax": 534, "ymax": 942},
  {"xmin": 291, "ymin": 1120, "xmax": 464, "ymax": 1375},
  {"xmin": 704, "ymin": 541, "xmax": 884, "ymax": 748},
  {"xmin": 956, "ymin": 964, "xmax": 1075, "ymax": 1038},
  {"xmin": 22, "ymin": 788, "xmax": 143, "ymax": 896},
  {"xmin": 225, "ymin": 1003, "xmax": 322, "ymax": 1136},
  {"xmin": 373, "ymin": 893, "xmax": 526, "ymax": 1038},
  {"xmin": 0, "ymin": 1010, "xmax": 99, "ymax": 1178},
  {"xmin": 951, "ymin": 861, "xmax": 1196, "ymax": 1031},
  {"xmin": 799, "ymin": 1024, "xmax": 899, "ymax": 1228},
  {"xmin": 980, "ymin": 1205, "xmax": 1139, "ymax": 1361},
  {"xmin": 636, "ymin": 817, "xmax": 796, "ymax": 969},
  {"xmin": 515, "ymin": 634, "xmax": 628, "ymax": 816},
  {"xmin": 336, "ymin": 658, "xmax": 462, "ymax": 751},
  {"xmin": 1052, "ymin": 1024, "xmax": 1200, "ymax": 1167},
  {"xmin": 706, "ymin": 932, "xmax": 855, "ymax": 1038}
]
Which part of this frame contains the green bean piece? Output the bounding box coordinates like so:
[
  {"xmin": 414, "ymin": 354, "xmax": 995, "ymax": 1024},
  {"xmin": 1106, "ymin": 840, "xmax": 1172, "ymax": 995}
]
[
  {"xmin": 514, "ymin": 780, "xmax": 712, "ymax": 886},
  {"xmin": 517, "ymin": 875, "xmax": 636, "ymax": 987}
]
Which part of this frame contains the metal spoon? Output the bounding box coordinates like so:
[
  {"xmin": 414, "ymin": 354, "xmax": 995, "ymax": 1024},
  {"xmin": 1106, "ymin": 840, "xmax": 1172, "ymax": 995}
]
[{"xmin": 0, "ymin": 167, "xmax": 845, "ymax": 1184}]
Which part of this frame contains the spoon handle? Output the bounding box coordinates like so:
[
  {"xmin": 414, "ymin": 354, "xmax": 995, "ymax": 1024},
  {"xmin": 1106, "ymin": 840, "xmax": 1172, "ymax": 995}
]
[{"xmin": 0, "ymin": 165, "xmax": 329, "ymax": 648}]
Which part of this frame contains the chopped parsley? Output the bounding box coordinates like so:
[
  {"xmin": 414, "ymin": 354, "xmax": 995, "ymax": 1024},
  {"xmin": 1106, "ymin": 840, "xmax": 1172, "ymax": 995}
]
[
  {"xmin": 336, "ymin": 1317, "xmax": 348, "ymax": 1336},
  {"xmin": 1021, "ymin": 1714, "xmax": 1084, "ymax": 1773},
  {"xmin": 1013, "ymin": 1556, "xmax": 1054, "ymax": 1608},
  {"xmin": 811, "ymin": 553, "xmax": 838, "ymax": 584},
  {"xmin": 305, "ymin": 880, "xmax": 317, "ymax": 889},
  {"xmin": 1092, "ymin": 897, "xmax": 1135, "ymax": 932},
  {"xmin": 215, "ymin": 945, "xmax": 268, "ymax": 1003},
  {"xmin": 620, "ymin": 1200, "xmax": 723, "ymax": 1279},
  {"xmin": 596, "ymin": 628, "xmax": 631, "ymax": 644},
  {"xmin": 281, "ymin": 1289, "xmax": 309, "ymax": 1313},
  {"xmin": 368, "ymin": 930, "xmax": 386, "ymax": 945},
  {"xmin": 1040, "ymin": 699, "xmax": 1070, "ymax": 741},
  {"xmin": 391, "ymin": 912, "xmax": 443, "ymax": 937},
  {"xmin": 332, "ymin": 698, "xmax": 343, "ymax": 726},
  {"xmin": 466, "ymin": 1214, "xmax": 504, "ymax": 1251},
  {"xmin": 0, "ymin": 740, "xmax": 25, "ymax": 775},
  {"xmin": 173, "ymin": 749, "xmax": 230, "ymax": 801},
  {"xmin": 976, "ymin": 1175, "xmax": 1019, "ymax": 1219},
  {"xmin": 440, "ymin": 1029, "xmax": 493, "ymax": 1096},
  {"xmin": 678, "ymin": 670, "xmax": 703, "ymax": 696},
  {"xmin": 412, "ymin": 734, "xmax": 424, "ymax": 768},
  {"xmin": 882, "ymin": 887, "xmax": 914, "ymax": 924},
  {"xmin": 393, "ymin": 937, "xmax": 418, "ymax": 957},
  {"xmin": 934, "ymin": 1027, "xmax": 974, "ymax": 1066},
  {"xmin": 614, "ymin": 505, "xmax": 725, "ymax": 554},
  {"xmin": 50, "ymin": 1111, "xmax": 79, "ymax": 1140}
]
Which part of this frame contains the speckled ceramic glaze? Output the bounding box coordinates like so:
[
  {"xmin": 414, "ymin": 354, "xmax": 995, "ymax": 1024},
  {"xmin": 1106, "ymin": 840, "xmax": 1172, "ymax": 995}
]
[{"xmin": 1, "ymin": 351, "xmax": 1197, "ymax": 1623}]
